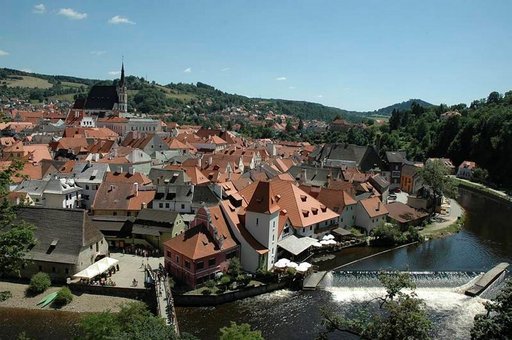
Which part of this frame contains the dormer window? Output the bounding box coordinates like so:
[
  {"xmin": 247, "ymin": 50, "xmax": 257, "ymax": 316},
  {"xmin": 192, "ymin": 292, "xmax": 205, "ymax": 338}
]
[
  {"xmin": 302, "ymin": 209, "xmax": 309, "ymax": 217},
  {"xmin": 300, "ymin": 195, "xmax": 307, "ymax": 202}
]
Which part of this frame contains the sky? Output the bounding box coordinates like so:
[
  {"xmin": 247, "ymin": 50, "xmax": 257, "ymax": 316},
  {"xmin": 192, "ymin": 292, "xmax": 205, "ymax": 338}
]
[{"xmin": 1, "ymin": 1, "xmax": 511, "ymax": 111}]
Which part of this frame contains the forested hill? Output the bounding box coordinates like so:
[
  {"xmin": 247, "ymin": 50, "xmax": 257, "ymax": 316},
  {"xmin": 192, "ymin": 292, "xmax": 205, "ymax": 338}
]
[
  {"xmin": 362, "ymin": 99, "xmax": 434, "ymax": 116},
  {"xmin": 1, "ymin": 67, "xmax": 430, "ymax": 122},
  {"xmin": 381, "ymin": 92, "xmax": 512, "ymax": 188}
]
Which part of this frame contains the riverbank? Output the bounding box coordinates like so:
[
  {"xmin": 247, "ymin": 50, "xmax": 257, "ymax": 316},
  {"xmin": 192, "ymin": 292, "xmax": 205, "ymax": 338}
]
[
  {"xmin": 420, "ymin": 198, "xmax": 464, "ymax": 239},
  {"xmin": 454, "ymin": 177, "xmax": 512, "ymax": 204},
  {"xmin": 0, "ymin": 281, "xmax": 137, "ymax": 313}
]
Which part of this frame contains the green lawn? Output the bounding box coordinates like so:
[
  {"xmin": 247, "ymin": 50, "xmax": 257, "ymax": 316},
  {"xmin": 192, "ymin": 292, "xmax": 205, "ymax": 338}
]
[{"xmin": 3, "ymin": 76, "xmax": 53, "ymax": 89}]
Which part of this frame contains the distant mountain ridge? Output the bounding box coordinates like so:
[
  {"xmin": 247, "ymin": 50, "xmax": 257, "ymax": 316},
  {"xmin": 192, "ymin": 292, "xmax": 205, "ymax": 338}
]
[
  {"xmin": 0, "ymin": 67, "xmax": 433, "ymax": 120},
  {"xmin": 361, "ymin": 99, "xmax": 434, "ymax": 116}
]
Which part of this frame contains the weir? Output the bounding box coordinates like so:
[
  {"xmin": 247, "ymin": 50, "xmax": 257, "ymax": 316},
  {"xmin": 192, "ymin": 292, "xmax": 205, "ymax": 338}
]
[{"xmin": 465, "ymin": 262, "xmax": 509, "ymax": 297}]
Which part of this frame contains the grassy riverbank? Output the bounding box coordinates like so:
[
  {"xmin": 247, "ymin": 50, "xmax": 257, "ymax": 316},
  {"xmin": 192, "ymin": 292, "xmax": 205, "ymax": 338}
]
[
  {"xmin": 0, "ymin": 281, "xmax": 137, "ymax": 313},
  {"xmin": 454, "ymin": 178, "xmax": 512, "ymax": 203},
  {"xmin": 420, "ymin": 213, "xmax": 464, "ymax": 239}
]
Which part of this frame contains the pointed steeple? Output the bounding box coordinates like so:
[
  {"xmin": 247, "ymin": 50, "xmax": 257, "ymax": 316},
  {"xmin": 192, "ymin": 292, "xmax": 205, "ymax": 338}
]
[{"xmin": 120, "ymin": 59, "xmax": 125, "ymax": 88}]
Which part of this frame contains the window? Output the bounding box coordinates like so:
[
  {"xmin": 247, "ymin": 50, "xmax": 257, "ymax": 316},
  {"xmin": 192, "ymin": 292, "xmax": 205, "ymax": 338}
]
[
  {"xmin": 166, "ymin": 203, "xmax": 170, "ymax": 209},
  {"xmin": 52, "ymin": 267, "xmax": 56, "ymax": 273},
  {"xmin": 256, "ymin": 218, "xmax": 259, "ymax": 226},
  {"xmin": 39, "ymin": 265, "xmax": 42, "ymax": 271},
  {"xmin": 208, "ymin": 258, "xmax": 216, "ymax": 267},
  {"xmin": 196, "ymin": 261, "xmax": 204, "ymax": 270},
  {"xmin": 65, "ymin": 268, "xmax": 69, "ymax": 274},
  {"xmin": 181, "ymin": 204, "xmax": 185, "ymax": 209},
  {"xmin": 176, "ymin": 255, "xmax": 179, "ymax": 263},
  {"xmin": 185, "ymin": 261, "xmax": 190, "ymax": 269},
  {"xmin": 85, "ymin": 185, "xmax": 89, "ymax": 190},
  {"xmin": 159, "ymin": 203, "xmax": 164, "ymax": 208}
]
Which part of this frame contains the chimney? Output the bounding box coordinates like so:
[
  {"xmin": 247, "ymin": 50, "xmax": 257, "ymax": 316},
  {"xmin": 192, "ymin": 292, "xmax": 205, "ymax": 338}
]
[
  {"xmin": 141, "ymin": 202, "xmax": 147, "ymax": 210},
  {"xmin": 377, "ymin": 201, "xmax": 381, "ymax": 211},
  {"xmin": 133, "ymin": 182, "xmax": 139, "ymax": 197},
  {"xmin": 198, "ymin": 155, "xmax": 202, "ymax": 168},
  {"xmin": 209, "ymin": 156, "xmax": 213, "ymax": 166}
]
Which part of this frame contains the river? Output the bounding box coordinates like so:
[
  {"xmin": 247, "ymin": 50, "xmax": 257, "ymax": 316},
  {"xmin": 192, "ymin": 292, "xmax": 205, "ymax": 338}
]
[
  {"xmin": 175, "ymin": 188, "xmax": 512, "ymax": 339},
  {"xmin": 1, "ymin": 188, "xmax": 511, "ymax": 339}
]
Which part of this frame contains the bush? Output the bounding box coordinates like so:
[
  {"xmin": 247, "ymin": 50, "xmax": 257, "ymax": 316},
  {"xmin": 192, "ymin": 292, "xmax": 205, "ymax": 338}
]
[
  {"xmin": 202, "ymin": 288, "xmax": 212, "ymax": 295},
  {"xmin": 286, "ymin": 267, "xmax": 297, "ymax": 276},
  {"xmin": 219, "ymin": 275, "xmax": 231, "ymax": 286},
  {"xmin": 54, "ymin": 287, "xmax": 73, "ymax": 306},
  {"xmin": 29, "ymin": 272, "xmax": 51, "ymax": 294},
  {"xmin": 205, "ymin": 280, "xmax": 216, "ymax": 289},
  {"xmin": 0, "ymin": 291, "xmax": 12, "ymax": 302}
]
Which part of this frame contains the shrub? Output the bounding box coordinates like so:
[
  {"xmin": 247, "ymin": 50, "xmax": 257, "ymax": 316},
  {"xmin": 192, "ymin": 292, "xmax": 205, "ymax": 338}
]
[
  {"xmin": 55, "ymin": 287, "xmax": 73, "ymax": 306},
  {"xmin": 219, "ymin": 275, "xmax": 231, "ymax": 286},
  {"xmin": 201, "ymin": 288, "xmax": 212, "ymax": 295},
  {"xmin": 286, "ymin": 267, "xmax": 297, "ymax": 276},
  {"xmin": 0, "ymin": 291, "xmax": 12, "ymax": 302},
  {"xmin": 205, "ymin": 280, "xmax": 216, "ymax": 289},
  {"xmin": 29, "ymin": 272, "xmax": 51, "ymax": 294}
]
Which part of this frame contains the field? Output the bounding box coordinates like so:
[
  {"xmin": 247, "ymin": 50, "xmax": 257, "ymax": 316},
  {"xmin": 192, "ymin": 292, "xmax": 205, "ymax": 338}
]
[{"xmin": 2, "ymin": 76, "xmax": 53, "ymax": 89}]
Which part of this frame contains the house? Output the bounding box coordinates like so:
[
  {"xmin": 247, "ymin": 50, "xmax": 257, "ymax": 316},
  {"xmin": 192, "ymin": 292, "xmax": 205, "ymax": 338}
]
[
  {"xmin": 15, "ymin": 207, "xmax": 108, "ymax": 282},
  {"xmin": 71, "ymin": 162, "xmax": 110, "ymax": 209},
  {"xmin": 385, "ymin": 202, "xmax": 428, "ymax": 228},
  {"xmin": 163, "ymin": 206, "xmax": 239, "ymax": 288},
  {"xmin": 457, "ymin": 161, "xmax": 477, "ymax": 180},
  {"xmin": 400, "ymin": 163, "xmax": 423, "ymax": 194},
  {"xmin": 149, "ymin": 168, "xmax": 194, "ymax": 213},
  {"xmin": 91, "ymin": 181, "xmax": 155, "ymax": 217},
  {"xmin": 121, "ymin": 132, "xmax": 170, "ymax": 157},
  {"xmin": 308, "ymin": 143, "xmax": 384, "ymax": 172},
  {"xmin": 14, "ymin": 177, "xmax": 82, "ymax": 209},
  {"xmin": 355, "ymin": 196, "xmax": 389, "ymax": 233},
  {"xmin": 385, "ymin": 151, "xmax": 407, "ymax": 189}
]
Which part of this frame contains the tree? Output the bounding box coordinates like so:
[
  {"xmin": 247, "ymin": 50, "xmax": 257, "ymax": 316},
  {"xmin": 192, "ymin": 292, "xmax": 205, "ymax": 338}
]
[
  {"xmin": 320, "ymin": 272, "xmax": 432, "ymax": 339},
  {"xmin": 418, "ymin": 160, "xmax": 457, "ymax": 215},
  {"xmin": 79, "ymin": 301, "xmax": 179, "ymax": 340},
  {"xmin": 219, "ymin": 322, "xmax": 264, "ymax": 340},
  {"xmin": 228, "ymin": 257, "xmax": 242, "ymax": 278},
  {"xmin": 472, "ymin": 168, "xmax": 489, "ymax": 184},
  {"xmin": 28, "ymin": 272, "xmax": 51, "ymax": 295},
  {"xmin": 298, "ymin": 118, "xmax": 304, "ymax": 131},
  {"xmin": 0, "ymin": 161, "xmax": 36, "ymax": 277},
  {"xmin": 471, "ymin": 278, "xmax": 512, "ymax": 339}
]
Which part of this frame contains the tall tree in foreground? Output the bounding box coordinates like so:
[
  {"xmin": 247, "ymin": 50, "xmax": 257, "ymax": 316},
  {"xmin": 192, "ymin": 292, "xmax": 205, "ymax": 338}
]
[
  {"xmin": 219, "ymin": 322, "xmax": 264, "ymax": 340},
  {"xmin": 0, "ymin": 161, "xmax": 35, "ymax": 276},
  {"xmin": 418, "ymin": 159, "xmax": 457, "ymax": 215},
  {"xmin": 471, "ymin": 278, "xmax": 512, "ymax": 339},
  {"xmin": 319, "ymin": 272, "xmax": 432, "ymax": 340}
]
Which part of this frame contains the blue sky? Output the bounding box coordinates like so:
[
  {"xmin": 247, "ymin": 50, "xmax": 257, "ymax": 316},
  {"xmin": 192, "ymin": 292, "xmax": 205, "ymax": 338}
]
[{"xmin": 1, "ymin": 1, "xmax": 511, "ymax": 111}]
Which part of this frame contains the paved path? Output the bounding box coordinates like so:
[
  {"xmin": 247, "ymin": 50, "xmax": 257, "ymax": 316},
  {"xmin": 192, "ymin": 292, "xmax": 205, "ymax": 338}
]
[
  {"xmin": 454, "ymin": 177, "xmax": 510, "ymax": 199},
  {"xmin": 421, "ymin": 198, "xmax": 463, "ymax": 234},
  {"xmin": 110, "ymin": 253, "xmax": 163, "ymax": 288}
]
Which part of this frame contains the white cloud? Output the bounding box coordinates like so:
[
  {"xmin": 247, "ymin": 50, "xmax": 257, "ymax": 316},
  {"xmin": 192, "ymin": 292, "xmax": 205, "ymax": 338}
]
[
  {"xmin": 288, "ymin": 86, "xmax": 296, "ymax": 90},
  {"xmin": 0, "ymin": 49, "xmax": 9, "ymax": 56},
  {"xmin": 58, "ymin": 8, "xmax": 87, "ymax": 20},
  {"xmin": 316, "ymin": 95, "xmax": 324, "ymax": 98},
  {"xmin": 90, "ymin": 50, "xmax": 106, "ymax": 56},
  {"xmin": 33, "ymin": 4, "xmax": 46, "ymax": 14},
  {"xmin": 21, "ymin": 68, "xmax": 32, "ymax": 73},
  {"xmin": 221, "ymin": 67, "xmax": 230, "ymax": 72},
  {"xmin": 275, "ymin": 76, "xmax": 287, "ymax": 81},
  {"xmin": 108, "ymin": 15, "xmax": 135, "ymax": 25},
  {"xmin": 108, "ymin": 71, "xmax": 121, "ymax": 76},
  {"xmin": 183, "ymin": 67, "xmax": 192, "ymax": 73}
]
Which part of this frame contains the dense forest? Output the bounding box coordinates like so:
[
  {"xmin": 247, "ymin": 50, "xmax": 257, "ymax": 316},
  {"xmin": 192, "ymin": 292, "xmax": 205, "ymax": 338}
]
[{"xmin": 383, "ymin": 92, "xmax": 512, "ymax": 188}]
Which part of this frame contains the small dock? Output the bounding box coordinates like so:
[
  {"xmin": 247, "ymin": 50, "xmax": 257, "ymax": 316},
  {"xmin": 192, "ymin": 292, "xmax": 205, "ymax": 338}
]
[
  {"xmin": 465, "ymin": 262, "xmax": 509, "ymax": 297},
  {"xmin": 303, "ymin": 271, "xmax": 327, "ymax": 290}
]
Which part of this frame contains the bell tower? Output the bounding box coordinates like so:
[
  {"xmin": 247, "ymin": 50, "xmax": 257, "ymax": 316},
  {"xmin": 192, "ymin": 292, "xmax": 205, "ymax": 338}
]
[{"xmin": 117, "ymin": 61, "xmax": 128, "ymax": 114}]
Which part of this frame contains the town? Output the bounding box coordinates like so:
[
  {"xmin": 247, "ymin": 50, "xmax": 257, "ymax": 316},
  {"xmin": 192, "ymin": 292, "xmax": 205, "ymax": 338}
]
[{"xmin": 1, "ymin": 62, "xmax": 493, "ymax": 338}]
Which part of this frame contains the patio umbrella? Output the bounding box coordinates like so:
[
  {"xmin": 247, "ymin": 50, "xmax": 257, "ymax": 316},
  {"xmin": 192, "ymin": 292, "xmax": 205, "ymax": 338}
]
[
  {"xmin": 312, "ymin": 242, "xmax": 323, "ymax": 247},
  {"xmin": 274, "ymin": 262, "xmax": 287, "ymax": 269},
  {"xmin": 287, "ymin": 262, "xmax": 298, "ymax": 268},
  {"xmin": 326, "ymin": 234, "xmax": 335, "ymax": 240},
  {"xmin": 320, "ymin": 240, "xmax": 330, "ymax": 246}
]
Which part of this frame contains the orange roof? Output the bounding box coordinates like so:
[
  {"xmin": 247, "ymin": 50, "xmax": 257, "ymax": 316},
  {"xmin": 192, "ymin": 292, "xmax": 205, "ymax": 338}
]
[
  {"xmin": 246, "ymin": 181, "xmax": 280, "ymax": 214},
  {"xmin": 104, "ymin": 172, "xmax": 152, "ymax": 185},
  {"xmin": 240, "ymin": 179, "xmax": 339, "ymax": 228},
  {"xmin": 92, "ymin": 182, "xmax": 155, "ymax": 212},
  {"xmin": 164, "ymin": 137, "xmax": 189, "ymax": 150},
  {"xmin": 164, "ymin": 205, "xmax": 237, "ymax": 260},
  {"xmin": 164, "ymin": 164, "xmax": 210, "ymax": 185},
  {"xmin": 359, "ymin": 196, "xmax": 388, "ymax": 218}
]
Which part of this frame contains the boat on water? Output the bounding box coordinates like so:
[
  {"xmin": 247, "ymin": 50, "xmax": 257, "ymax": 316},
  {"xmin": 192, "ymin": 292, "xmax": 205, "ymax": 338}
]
[{"xmin": 37, "ymin": 291, "xmax": 58, "ymax": 308}]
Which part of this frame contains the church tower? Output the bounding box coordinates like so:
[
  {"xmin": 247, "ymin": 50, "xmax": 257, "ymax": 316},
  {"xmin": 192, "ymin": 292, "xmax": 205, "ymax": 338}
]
[{"xmin": 117, "ymin": 62, "xmax": 128, "ymax": 114}]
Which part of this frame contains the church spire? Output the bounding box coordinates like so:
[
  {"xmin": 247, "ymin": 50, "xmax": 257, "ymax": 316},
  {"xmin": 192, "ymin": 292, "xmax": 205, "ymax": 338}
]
[{"xmin": 120, "ymin": 59, "xmax": 125, "ymax": 88}]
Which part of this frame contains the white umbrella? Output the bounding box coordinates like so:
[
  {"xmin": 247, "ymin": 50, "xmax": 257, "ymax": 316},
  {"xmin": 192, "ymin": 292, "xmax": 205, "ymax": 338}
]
[
  {"xmin": 322, "ymin": 235, "xmax": 330, "ymax": 241},
  {"xmin": 312, "ymin": 242, "xmax": 323, "ymax": 247},
  {"xmin": 320, "ymin": 240, "xmax": 330, "ymax": 246},
  {"xmin": 299, "ymin": 262, "xmax": 312, "ymax": 268},
  {"xmin": 328, "ymin": 239, "xmax": 337, "ymax": 245},
  {"xmin": 287, "ymin": 262, "xmax": 298, "ymax": 268},
  {"xmin": 275, "ymin": 258, "xmax": 290, "ymax": 266},
  {"xmin": 326, "ymin": 234, "xmax": 335, "ymax": 240},
  {"xmin": 274, "ymin": 262, "xmax": 287, "ymax": 269}
]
